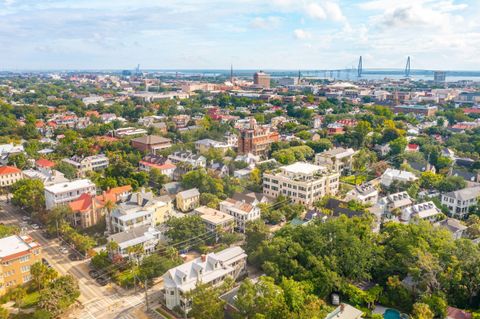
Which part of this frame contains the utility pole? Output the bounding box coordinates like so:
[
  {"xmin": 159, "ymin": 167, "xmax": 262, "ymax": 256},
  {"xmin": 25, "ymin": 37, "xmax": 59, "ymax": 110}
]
[{"xmin": 144, "ymin": 279, "xmax": 149, "ymax": 311}]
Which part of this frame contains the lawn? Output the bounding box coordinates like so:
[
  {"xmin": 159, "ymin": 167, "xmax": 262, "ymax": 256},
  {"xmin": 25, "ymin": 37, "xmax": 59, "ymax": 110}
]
[
  {"xmin": 341, "ymin": 174, "xmax": 367, "ymax": 185},
  {"xmin": 20, "ymin": 290, "xmax": 41, "ymax": 309}
]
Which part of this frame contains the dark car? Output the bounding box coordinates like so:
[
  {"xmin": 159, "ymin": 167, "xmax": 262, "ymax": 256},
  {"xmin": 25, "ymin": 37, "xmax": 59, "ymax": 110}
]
[
  {"xmin": 89, "ymin": 269, "xmax": 99, "ymax": 278},
  {"xmin": 41, "ymin": 258, "xmax": 51, "ymax": 267},
  {"xmin": 68, "ymin": 253, "xmax": 84, "ymax": 261},
  {"xmin": 96, "ymin": 276, "xmax": 109, "ymax": 286}
]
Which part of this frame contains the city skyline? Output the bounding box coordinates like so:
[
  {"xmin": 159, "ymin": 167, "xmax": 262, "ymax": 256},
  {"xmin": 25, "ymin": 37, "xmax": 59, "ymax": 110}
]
[{"xmin": 1, "ymin": 0, "xmax": 479, "ymax": 70}]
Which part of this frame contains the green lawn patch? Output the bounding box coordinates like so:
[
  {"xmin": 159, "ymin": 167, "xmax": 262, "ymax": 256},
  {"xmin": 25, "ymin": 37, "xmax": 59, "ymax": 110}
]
[
  {"xmin": 20, "ymin": 290, "xmax": 41, "ymax": 309},
  {"xmin": 341, "ymin": 175, "xmax": 367, "ymax": 185}
]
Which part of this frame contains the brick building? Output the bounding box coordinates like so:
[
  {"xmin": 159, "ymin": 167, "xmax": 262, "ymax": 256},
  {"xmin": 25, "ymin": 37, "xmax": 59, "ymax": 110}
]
[{"xmin": 237, "ymin": 119, "xmax": 279, "ymax": 157}]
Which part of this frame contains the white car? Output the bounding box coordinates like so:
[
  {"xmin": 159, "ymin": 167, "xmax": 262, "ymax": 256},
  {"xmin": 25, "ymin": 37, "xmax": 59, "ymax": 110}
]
[
  {"xmin": 21, "ymin": 216, "xmax": 30, "ymax": 221},
  {"xmin": 31, "ymin": 224, "xmax": 39, "ymax": 230},
  {"xmin": 60, "ymin": 247, "xmax": 69, "ymax": 254}
]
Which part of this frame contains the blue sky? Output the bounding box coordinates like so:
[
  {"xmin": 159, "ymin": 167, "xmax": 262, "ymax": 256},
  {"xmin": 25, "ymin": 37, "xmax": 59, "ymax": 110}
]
[{"xmin": 1, "ymin": 0, "xmax": 479, "ymax": 70}]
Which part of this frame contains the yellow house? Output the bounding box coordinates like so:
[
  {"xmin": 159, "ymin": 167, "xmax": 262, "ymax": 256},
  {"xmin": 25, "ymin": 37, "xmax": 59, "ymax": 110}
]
[{"xmin": 176, "ymin": 188, "xmax": 200, "ymax": 212}]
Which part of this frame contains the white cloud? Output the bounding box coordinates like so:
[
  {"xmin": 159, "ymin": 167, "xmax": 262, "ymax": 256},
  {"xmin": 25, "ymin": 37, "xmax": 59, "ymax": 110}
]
[
  {"xmin": 250, "ymin": 16, "xmax": 282, "ymax": 29},
  {"xmin": 293, "ymin": 28, "xmax": 311, "ymax": 39},
  {"xmin": 306, "ymin": 3, "xmax": 326, "ymax": 20},
  {"xmin": 322, "ymin": 1, "xmax": 345, "ymax": 22}
]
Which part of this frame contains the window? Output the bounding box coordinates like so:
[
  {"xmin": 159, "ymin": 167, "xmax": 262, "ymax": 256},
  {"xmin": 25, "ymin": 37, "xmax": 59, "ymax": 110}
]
[
  {"xmin": 20, "ymin": 255, "xmax": 30, "ymax": 263},
  {"xmin": 21, "ymin": 265, "xmax": 30, "ymax": 273}
]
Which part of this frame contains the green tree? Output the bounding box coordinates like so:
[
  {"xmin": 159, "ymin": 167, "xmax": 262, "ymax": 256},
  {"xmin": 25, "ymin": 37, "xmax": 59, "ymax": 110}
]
[
  {"xmin": 165, "ymin": 215, "xmax": 206, "ymax": 246},
  {"xmin": 38, "ymin": 275, "xmax": 80, "ymax": 317},
  {"xmin": 11, "ymin": 178, "xmax": 45, "ymax": 214},
  {"xmin": 31, "ymin": 261, "xmax": 58, "ymax": 290},
  {"xmin": 9, "ymin": 286, "xmax": 26, "ymax": 307},
  {"xmin": 389, "ymin": 137, "xmax": 408, "ymax": 156},
  {"xmin": 8, "ymin": 153, "xmax": 28, "ymax": 169},
  {"xmin": 0, "ymin": 224, "xmax": 19, "ymax": 239},
  {"xmin": 188, "ymin": 282, "xmax": 225, "ymax": 319},
  {"xmin": 411, "ymin": 303, "xmax": 434, "ymax": 319},
  {"xmin": 420, "ymin": 294, "xmax": 447, "ymax": 319},
  {"xmin": 54, "ymin": 162, "xmax": 78, "ymax": 180}
]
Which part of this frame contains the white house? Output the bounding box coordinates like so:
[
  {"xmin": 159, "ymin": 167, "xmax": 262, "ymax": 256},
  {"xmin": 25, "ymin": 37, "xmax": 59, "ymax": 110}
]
[
  {"xmin": 380, "ymin": 168, "xmax": 418, "ymax": 187},
  {"xmin": 162, "ymin": 246, "xmax": 247, "ymax": 313},
  {"xmin": 44, "ymin": 179, "xmax": 96, "ymax": 210},
  {"xmin": 441, "ymin": 186, "xmax": 480, "ymax": 219},
  {"xmin": 107, "ymin": 225, "xmax": 161, "ymax": 258},
  {"xmin": 219, "ymin": 197, "xmax": 261, "ymax": 232},
  {"xmin": 345, "ymin": 183, "xmax": 378, "ymax": 205},
  {"xmin": 400, "ymin": 201, "xmax": 443, "ymax": 223}
]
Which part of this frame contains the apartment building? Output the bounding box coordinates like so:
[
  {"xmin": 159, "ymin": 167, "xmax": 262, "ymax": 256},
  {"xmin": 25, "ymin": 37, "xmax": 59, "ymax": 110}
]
[
  {"xmin": 0, "ymin": 235, "xmax": 42, "ymax": 295},
  {"xmin": 193, "ymin": 206, "xmax": 235, "ymax": 233},
  {"xmin": 392, "ymin": 104, "xmax": 438, "ymax": 116},
  {"xmin": 441, "ymin": 186, "xmax": 480, "ymax": 219},
  {"xmin": 253, "ymin": 71, "xmax": 270, "ymax": 89},
  {"xmin": 219, "ymin": 197, "xmax": 261, "ymax": 232},
  {"xmin": 44, "ymin": 179, "xmax": 96, "ymax": 210},
  {"xmin": 162, "ymin": 246, "xmax": 247, "ymax": 312},
  {"xmin": 0, "ymin": 166, "xmax": 23, "ymax": 188},
  {"xmin": 263, "ymin": 162, "xmax": 340, "ymax": 207},
  {"xmin": 131, "ymin": 135, "xmax": 172, "ymax": 153},
  {"xmin": 314, "ymin": 147, "xmax": 356, "ymax": 173},
  {"xmin": 237, "ymin": 118, "xmax": 279, "ymax": 157},
  {"xmin": 62, "ymin": 154, "xmax": 109, "ymax": 176}
]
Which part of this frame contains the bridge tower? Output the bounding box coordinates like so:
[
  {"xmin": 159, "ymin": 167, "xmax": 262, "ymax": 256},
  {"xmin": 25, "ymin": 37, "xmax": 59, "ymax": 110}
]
[
  {"xmin": 357, "ymin": 56, "xmax": 363, "ymax": 78},
  {"xmin": 405, "ymin": 56, "xmax": 411, "ymax": 78}
]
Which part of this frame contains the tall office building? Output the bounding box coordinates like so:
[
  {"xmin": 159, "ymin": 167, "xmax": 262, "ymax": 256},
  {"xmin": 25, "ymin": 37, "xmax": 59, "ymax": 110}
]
[
  {"xmin": 434, "ymin": 71, "xmax": 446, "ymax": 84},
  {"xmin": 253, "ymin": 71, "xmax": 271, "ymax": 89}
]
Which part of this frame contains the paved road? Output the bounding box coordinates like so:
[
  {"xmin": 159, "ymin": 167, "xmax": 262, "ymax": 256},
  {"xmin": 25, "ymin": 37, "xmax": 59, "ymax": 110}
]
[{"xmin": 0, "ymin": 200, "xmax": 163, "ymax": 319}]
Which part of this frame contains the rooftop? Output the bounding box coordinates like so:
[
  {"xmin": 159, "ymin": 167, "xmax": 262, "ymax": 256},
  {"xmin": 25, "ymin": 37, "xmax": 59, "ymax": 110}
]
[
  {"xmin": 0, "ymin": 235, "xmax": 40, "ymax": 259},
  {"xmin": 281, "ymin": 162, "xmax": 325, "ymax": 175},
  {"xmin": 0, "ymin": 166, "xmax": 22, "ymax": 175},
  {"xmin": 44, "ymin": 179, "xmax": 95, "ymax": 194}
]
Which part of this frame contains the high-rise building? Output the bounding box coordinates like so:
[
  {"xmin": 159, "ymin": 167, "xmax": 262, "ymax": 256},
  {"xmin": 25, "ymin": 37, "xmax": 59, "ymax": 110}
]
[
  {"xmin": 237, "ymin": 118, "xmax": 279, "ymax": 157},
  {"xmin": 434, "ymin": 71, "xmax": 446, "ymax": 84},
  {"xmin": 253, "ymin": 71, "xmax": 271, "ymax": 89}
]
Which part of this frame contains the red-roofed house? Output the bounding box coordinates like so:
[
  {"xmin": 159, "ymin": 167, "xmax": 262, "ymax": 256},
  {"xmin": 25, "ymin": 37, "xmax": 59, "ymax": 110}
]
[
  {"xmin": 68, "ymin": 185, "xmax": 132, "ymax": 228},
  {"xmin": 462, "ymin": 108, "xmax": 480, "ymax": 115},
  {"xmin": 36, "ymin": 158, "xmax": 55, "ymax": 169},
  {"xmin": 406, "ymin": 144, "xmax": 420, "ymax": 152},
  {"xmin": 0, "ymin": 166, "xmax": 23, "ymax": 187},
  {"xmin": 447, "ymin": 307, "xmax": 472, "ymax": 319}
]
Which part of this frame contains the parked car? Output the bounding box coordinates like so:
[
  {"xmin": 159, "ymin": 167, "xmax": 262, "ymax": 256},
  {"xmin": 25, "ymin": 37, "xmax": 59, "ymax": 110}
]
[
  {"xmin": 96, "ymin": 276, "xmax": 109, "ymax": 286},
  {"xmin": 42, "ymin": 258, "xmax": 51, "ymax": 268},
  {"xmin": 59, "ymin": 247, "xmax": 69, "ymax": 254},
  {"xmin": 89, "ymin": 269, "xmax": 99, "ymax": 278},
  {"xmin": 31, "ymin": 224, "xmax": 39, "ymax": 230},
  {"xmin": 21, "ymin": 216, "xmax": 30, "ymax": 221}
]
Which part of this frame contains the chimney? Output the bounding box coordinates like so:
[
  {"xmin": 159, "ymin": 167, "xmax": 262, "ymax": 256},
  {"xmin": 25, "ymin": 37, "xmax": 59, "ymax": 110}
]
[{"xmin": 201, "ymin": 254, "xmax": 206, "ymax": 262}]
